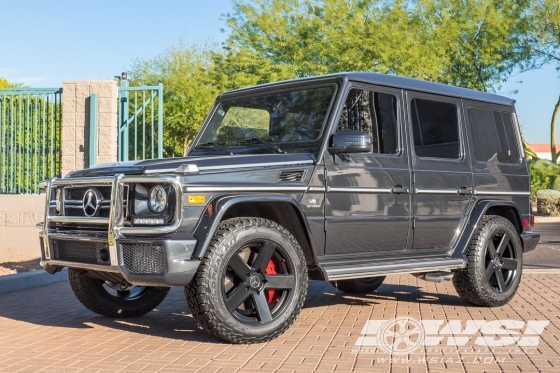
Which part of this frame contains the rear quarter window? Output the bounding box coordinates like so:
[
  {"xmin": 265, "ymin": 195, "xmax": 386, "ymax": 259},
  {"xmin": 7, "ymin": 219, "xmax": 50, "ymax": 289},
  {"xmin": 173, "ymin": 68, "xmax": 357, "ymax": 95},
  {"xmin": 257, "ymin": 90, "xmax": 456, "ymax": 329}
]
[{"xmin": 468, "ymin": 107, "xmax": 520, "ymax": 163}]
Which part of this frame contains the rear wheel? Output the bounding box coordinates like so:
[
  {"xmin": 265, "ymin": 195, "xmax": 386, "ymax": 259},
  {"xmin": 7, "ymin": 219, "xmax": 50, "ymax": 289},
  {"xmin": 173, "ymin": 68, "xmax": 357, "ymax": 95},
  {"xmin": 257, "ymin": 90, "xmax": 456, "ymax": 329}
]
[
  {"xmin": 453, "ymin": 215, "xmax": 522, "ymax": 307},
  {"xmin": 185, "ymin": 218, "xmax": 307, "ymax": 344},
  {"xmin": 68, "ymin": 269, "xmax": 169, "ymax": 318},
  {"xmin": 331, "ymin": 276, "xmax": 386, "ymax": 294}
]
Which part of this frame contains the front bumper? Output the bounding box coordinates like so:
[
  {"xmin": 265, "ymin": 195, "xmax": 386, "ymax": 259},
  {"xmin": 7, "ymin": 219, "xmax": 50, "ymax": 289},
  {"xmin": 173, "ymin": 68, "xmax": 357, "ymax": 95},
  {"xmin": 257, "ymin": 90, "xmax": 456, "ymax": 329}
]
[
  {"xmin": 38, "ymin": 174, "xmax": 201, "ymax": 287},
  {"xmin": 39, "ymin": 231, "xmax": 200, "ymax": 286}
]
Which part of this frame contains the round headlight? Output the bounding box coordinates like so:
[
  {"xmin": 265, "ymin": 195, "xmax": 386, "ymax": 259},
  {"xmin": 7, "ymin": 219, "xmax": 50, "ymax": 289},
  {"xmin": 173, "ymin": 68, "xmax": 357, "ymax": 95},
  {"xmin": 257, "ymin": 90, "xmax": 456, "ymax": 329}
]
[{"xmin": 148, "ymin": 185, "xmax": 167, "ymax": 213}]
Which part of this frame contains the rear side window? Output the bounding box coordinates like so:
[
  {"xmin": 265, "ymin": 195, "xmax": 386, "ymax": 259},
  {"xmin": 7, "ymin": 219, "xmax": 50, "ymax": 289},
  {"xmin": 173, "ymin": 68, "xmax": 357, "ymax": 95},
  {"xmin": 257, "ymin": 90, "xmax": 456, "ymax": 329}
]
[
  {"xmin": 468, "ymin": 107, "xmax": 520, "ymax": 163},
  {"xmin": 411, "ymin": 98, "xmax": 460, "ymax": 159}
]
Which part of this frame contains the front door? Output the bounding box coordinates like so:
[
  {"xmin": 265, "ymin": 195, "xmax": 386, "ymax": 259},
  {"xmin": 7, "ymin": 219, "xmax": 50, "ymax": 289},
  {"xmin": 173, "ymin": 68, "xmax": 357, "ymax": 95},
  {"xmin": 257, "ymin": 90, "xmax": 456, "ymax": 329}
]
[
  {"xmin": 407, "ymin": 92, "xmax": 473, "ymax": 250},
  {"xmin": 325, "ymin": 84, "xmax": 412, "ymax": 255}
]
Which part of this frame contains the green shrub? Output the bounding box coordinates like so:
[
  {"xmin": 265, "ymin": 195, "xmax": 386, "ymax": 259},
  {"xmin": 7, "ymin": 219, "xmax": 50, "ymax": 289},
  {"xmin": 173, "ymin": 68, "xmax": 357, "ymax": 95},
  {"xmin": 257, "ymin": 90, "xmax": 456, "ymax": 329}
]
[
  {"xmin": 537, "ymin": 189, "xmax": 560, "ymax": 216},
  {"xmin": 528, "ymin": 159, "xmax": 560, "ymax": 195}
]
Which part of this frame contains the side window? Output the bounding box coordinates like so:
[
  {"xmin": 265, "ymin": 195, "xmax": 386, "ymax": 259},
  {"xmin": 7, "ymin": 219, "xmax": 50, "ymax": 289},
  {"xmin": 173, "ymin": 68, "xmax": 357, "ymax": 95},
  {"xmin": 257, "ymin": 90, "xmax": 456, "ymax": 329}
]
[
  {"xmin": 469, "ymin": 107, "xmax": 520, "ymax": 163},
  {"xmin": 411, "ymin": 98, "xmax": 460, "ymax": 159},
  {"xmin": 337, "ymin": 89, "xmax": 399, "ymax": 155}
]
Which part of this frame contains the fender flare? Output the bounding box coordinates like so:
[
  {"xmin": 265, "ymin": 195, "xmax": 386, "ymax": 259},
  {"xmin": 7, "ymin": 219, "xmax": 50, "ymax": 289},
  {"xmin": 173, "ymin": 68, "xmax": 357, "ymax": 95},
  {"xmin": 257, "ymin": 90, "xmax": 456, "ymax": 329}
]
[
  {"xmin": 191, "ymin": 194, "xmax": 319, "ymax": 264},
  {"xmin": 451, "ymin": 199, "xmax": 523, "ymax": 258}
]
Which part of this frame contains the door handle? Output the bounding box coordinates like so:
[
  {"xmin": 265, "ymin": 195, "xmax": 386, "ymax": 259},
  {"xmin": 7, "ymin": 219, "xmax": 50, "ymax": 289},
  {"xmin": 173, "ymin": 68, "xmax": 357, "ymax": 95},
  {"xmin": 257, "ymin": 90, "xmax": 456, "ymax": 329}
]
[
  {"xmin": 457, "ymin": 187, "xmax": 472, "ymax": 195},
  {"xmin": 392, "ymin": 185, "xmax": 409, "ymax": 194}
]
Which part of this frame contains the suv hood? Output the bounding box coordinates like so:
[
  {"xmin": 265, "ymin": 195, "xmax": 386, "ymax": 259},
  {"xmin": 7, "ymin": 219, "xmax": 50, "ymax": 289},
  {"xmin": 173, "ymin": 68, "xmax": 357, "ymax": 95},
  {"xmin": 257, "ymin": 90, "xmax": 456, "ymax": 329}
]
[{"xmin": 67, "ymin": 153, "xmax": 316, "ymax": 178}]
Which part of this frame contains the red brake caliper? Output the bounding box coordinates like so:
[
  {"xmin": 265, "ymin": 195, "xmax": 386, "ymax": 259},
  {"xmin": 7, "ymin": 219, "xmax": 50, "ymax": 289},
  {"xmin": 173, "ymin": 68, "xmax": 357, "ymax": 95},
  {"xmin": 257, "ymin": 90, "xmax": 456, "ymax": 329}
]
[{"xmin": 265, "ymin": 259, "xmax": 281, "ymax": 303}]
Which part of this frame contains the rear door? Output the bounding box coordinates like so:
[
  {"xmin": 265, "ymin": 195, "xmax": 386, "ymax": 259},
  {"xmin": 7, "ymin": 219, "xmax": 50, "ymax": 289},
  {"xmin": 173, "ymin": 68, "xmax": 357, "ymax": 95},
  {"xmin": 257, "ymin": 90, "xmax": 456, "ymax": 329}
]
[
  {"xmin": 407, "ymin": 92, "xmax": 474, "ymax": 250},
  {"xmin": 324, "ymin": 84, "xmax": 412, "ymax": 255}
]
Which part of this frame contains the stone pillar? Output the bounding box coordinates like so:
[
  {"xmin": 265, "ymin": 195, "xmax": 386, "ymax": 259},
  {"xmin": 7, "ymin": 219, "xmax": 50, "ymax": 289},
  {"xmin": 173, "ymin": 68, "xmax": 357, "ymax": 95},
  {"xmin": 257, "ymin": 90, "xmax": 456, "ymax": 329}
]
[{"xmin": 61, "ymin": 80, "xmax": 118, "ymax": 177}]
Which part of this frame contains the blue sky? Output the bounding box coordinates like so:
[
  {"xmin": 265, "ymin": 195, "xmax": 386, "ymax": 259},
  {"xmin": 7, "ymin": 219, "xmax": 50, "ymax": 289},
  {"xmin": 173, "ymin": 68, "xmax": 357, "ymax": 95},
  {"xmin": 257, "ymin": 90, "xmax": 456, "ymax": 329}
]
[{"xmin": 1, "ymin": 0, "xmax": 559, "ymax": 144}]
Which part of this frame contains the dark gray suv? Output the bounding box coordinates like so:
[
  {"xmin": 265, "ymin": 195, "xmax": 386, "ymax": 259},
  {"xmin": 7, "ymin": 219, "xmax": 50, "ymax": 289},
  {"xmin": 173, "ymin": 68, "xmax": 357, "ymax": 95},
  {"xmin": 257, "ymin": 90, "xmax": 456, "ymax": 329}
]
[{"xmin": 38, "ymin": 73, "xmax": 540, "ymax": 343}]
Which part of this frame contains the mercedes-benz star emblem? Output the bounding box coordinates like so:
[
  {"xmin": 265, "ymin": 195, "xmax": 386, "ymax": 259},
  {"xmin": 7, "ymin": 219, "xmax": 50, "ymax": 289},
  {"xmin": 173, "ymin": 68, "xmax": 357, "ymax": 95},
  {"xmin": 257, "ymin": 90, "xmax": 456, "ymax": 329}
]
[
  {"xmin": 82, "ymin": 188, "xmax": 103, "ymax": 217},
  {"xmin": 249, "ymin": 275, "xmax": 261, "ymax": 289}
]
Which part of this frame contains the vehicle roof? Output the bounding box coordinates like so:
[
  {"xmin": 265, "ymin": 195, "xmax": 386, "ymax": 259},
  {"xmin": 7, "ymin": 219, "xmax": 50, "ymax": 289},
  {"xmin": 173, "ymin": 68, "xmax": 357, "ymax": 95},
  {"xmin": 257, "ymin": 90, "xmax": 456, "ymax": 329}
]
[{"xmin": 223, "ymin": 72, "xmax": 515, "ymax": 106}]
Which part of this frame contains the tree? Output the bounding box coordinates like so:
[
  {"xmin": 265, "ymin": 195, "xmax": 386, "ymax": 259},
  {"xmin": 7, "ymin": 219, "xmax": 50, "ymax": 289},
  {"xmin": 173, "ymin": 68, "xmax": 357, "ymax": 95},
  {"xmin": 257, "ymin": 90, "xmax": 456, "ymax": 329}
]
[
  {"xmin": 224, "ymin": 0, "xmax": 536, "ymax": 91},
  {"xmin": 129, "ymin": 41, "xmax": 219, "ymax": 157},
  {"xmin": 531, "ymin": 0, "xmax": 560, "ymax": 162},
  {"xmin": 0, "ymin": 78, "xmax": 21, "ymax": 88},
  {"xmin": 210, "ymin": 47, "xmax": 297, "ymax": 92}
]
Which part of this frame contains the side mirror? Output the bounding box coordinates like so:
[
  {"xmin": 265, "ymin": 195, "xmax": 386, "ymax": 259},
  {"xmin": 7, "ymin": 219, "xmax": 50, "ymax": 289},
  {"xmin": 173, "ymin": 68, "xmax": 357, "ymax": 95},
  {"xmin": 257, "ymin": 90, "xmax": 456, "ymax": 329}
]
[{"xmin": 328, "ymin": 130, "xmax": 372, "ymax": 155}]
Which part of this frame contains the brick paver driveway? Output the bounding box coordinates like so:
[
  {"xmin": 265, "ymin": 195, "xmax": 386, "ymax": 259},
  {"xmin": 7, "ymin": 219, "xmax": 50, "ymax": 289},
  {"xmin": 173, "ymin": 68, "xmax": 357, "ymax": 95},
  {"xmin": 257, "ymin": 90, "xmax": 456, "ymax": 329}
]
[{"xmin": 1, "ymin": 271, "xmax": 559, "ymax": 373}]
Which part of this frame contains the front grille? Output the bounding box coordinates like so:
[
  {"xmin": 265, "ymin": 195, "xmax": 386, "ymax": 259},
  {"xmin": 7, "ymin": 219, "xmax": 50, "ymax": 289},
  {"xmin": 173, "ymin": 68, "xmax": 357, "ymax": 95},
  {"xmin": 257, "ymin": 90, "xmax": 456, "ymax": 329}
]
[
  {"xmin": 64, "ymin": 207, "xmax": 110, "ymax": 218},
  {"xmin": 51, "ymin": 239, "xmax": 110, "ymax": 265},
  {"xmin": 60, "ymin": 185, "xmax": 128, "ymax": 219},
  {"xmin": 65, "ymin": 186, "xmax": 111, "ymax": 200},
  {"xmin": 122, "ymin": 244, "xmax": 165, "ymax": 274},
  {"xmin": 63, "ymin": 186, "xmax": 111, "ymax": 218}
]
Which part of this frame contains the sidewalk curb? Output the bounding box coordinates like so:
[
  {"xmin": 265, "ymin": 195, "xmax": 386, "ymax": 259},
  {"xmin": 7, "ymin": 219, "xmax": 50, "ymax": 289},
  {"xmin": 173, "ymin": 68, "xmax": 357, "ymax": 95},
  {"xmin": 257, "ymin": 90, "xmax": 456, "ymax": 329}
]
[
  {"xmin": 0, "ymin": 268, "xmax": 68, "ymax": 294},
  {"xmin": 524, "ymin": 268, "xmax": 560, "ymax": 274},
  {"xmin": 535, "ymin": 216, "xmax": 560, "ymax": 223}
]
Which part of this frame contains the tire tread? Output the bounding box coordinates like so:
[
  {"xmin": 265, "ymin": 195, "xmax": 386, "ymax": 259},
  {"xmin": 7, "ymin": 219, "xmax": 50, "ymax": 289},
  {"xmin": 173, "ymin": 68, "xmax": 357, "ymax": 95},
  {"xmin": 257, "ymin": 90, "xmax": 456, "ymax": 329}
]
[
  {"xmin": 185, "ymin": 217, "xmax": 307, "ymax": 344},
  {"xmin": 68, "ymin": 269, "xmax": 169, "ymax": 318},
  {"xmin": 453, "ymin": 215, "xmax": 522, "ymax": 307}
]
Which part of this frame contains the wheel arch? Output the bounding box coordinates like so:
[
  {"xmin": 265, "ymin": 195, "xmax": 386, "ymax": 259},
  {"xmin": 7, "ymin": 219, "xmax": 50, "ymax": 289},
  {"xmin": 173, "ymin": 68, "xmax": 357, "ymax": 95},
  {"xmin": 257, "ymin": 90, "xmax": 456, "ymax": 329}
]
[
  {"xmin": 452, "ymin": 199, "xmax": 523, "ymax": 258},
  {"xmin": 192, "ymin": 194, "xmax": 320, "ymax": 271}
]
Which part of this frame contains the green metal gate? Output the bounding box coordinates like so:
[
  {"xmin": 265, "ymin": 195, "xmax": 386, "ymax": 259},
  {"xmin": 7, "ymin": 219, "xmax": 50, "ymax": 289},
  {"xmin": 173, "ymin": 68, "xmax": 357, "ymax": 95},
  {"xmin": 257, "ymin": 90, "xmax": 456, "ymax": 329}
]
[
  {"xmin": 0, "ymin": 88, "xmax": 62, "ymax": 194},
  {"xmin": 118, "ymin": 81, "xmax": 163, "ymax": 161}
]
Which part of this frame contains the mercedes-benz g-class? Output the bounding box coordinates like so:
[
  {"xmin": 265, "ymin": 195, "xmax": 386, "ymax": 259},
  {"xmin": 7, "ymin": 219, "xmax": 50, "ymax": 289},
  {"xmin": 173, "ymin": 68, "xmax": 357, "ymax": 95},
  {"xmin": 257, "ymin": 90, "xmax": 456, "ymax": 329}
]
[{"xmin": 38, "ymin": 73, "xmax": 540, "ymax": 343}]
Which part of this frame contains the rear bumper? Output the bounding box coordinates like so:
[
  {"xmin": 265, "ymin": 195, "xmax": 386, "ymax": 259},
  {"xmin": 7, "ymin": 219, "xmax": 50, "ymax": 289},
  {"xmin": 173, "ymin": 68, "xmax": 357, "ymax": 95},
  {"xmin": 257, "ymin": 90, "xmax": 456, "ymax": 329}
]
[
  {"xmin": 40, "ymin": 231, "xmax": 200, "ymax": 286},
  {"xmin": 521, "ymin": 231, "xmax": 540, "ymax": 253}
]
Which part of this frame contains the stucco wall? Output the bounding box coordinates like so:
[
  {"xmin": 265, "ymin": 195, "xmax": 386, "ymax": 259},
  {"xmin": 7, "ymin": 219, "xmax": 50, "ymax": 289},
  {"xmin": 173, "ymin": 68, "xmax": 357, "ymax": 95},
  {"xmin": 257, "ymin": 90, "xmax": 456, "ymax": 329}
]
[{"xmin": 0, "ymin": 194, "xmax": 45, "ymax": 262}]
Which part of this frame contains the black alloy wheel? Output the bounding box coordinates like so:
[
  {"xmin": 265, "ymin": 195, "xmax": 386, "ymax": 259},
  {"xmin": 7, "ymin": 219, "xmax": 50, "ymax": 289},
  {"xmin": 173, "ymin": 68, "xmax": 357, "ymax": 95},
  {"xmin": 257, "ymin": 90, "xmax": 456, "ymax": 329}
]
[
  {"xmin": 484, "ymin": 230, "xmax": 519, "ymax": 293},
  {"xmin": 223, "ymin": 238, "xmax": 295, "ymax": 324},
  {"xmin": 453, "ymin": 215, "xmax": 523, "ymax": 307},
  {"xmin": 103, "ymin": 281, "xmax": 149, "ymax": 300},
  {"xmin": 186, "ymin": 217, "xmax": 307, "ymax": 344}
]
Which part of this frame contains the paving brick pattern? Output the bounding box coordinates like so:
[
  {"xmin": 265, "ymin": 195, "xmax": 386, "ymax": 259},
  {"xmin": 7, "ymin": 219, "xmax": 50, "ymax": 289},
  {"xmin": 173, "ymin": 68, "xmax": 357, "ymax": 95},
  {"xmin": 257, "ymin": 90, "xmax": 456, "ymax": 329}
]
[{"xmin": 1, "ymin": 273, "xmax": 559, "ymax": 373}]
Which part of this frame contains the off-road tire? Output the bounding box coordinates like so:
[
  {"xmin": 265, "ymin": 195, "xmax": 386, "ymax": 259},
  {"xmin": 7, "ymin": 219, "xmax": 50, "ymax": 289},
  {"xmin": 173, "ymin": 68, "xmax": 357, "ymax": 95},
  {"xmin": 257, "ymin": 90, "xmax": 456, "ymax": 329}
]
[
  {"xmin": 68, "ymin": 268, "xmax": 169, "ymax": 318},
  {"xmin": 185, "ymin": 217, "xmax": 308, "ymax": 344},
  {"xmin": 453, "ymin": 215, "xmax": 523, "ymax": 307},
  {"xmin": 330, "ymin": 276, "xmax": 386, "ymax": 294}
]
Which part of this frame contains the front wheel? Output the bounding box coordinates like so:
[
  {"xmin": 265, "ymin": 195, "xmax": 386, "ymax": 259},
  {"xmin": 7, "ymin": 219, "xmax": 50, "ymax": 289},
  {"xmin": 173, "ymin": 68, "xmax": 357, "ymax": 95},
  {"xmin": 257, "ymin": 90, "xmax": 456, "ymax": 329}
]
[
  {"xmin": 453, "ymin": 215, "xmax": 523, "ymax": 307},
  {"xmin": 68, "ymin": 269, "xmax": 169, "ymax": 318},
  {"xmin": 185, "ymin": 218, "xmax": 308, "ymax": 344}
]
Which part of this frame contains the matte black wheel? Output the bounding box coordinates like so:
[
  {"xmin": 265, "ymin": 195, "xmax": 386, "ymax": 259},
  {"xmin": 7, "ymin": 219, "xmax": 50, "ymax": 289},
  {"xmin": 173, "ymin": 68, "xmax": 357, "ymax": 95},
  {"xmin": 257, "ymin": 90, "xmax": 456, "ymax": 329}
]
[
  {"xmin": 331, "ymin": 276, "xmax": 386, "ymax": 294},
  {"xmin": 68, "ymin": 269, "xmax": 169, "ymax": 318},
  {"xmin": 185, "ymin": 218, "xmax": 307, "ymax": 344},
  {"xmin": 453, "ymin": 215, "xmax": 523, "ymax": 307}
]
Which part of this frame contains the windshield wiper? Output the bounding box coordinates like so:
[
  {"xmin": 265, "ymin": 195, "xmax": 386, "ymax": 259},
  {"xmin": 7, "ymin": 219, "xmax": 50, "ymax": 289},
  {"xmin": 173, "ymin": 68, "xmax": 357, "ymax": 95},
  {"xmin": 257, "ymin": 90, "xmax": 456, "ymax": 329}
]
[
  {"xmin": 194, "ymin": 142, "xmax": 233, "ymax": 155},
  {"xmin": 240, "ymin": 138, "xmax": 285, "ymax": 154}
]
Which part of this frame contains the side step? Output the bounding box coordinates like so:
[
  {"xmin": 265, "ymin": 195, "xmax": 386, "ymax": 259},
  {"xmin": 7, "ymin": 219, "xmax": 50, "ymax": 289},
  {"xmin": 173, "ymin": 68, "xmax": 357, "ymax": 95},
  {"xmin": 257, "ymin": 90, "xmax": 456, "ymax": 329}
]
[{"xmin": 323, "ymin": 257, "xmax": 465, "ymax": 281}]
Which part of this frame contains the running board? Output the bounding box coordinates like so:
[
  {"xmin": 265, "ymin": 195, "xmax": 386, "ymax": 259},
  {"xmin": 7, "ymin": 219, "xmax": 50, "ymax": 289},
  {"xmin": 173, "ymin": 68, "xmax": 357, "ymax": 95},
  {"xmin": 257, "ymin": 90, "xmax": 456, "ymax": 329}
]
[{"xmin": 323, "ymin": 258, "xmax": 466, "ymax": 281}]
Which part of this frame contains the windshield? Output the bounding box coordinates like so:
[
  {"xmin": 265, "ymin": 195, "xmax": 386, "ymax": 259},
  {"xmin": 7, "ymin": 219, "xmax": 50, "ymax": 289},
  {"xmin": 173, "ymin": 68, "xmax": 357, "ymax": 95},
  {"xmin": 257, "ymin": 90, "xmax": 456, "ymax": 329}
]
[{"xmin": 190, "ymin": 86, "xmax": 336, "ymax": 155}]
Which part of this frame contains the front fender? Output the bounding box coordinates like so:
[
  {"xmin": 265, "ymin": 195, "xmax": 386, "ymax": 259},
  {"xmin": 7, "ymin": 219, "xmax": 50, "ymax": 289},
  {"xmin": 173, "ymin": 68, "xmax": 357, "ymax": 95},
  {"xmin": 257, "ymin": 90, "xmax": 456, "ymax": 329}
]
[{"xmin": 191, "ymin": 194, "xmax": 318, "ymax": 264}]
